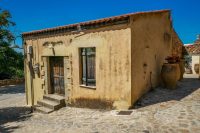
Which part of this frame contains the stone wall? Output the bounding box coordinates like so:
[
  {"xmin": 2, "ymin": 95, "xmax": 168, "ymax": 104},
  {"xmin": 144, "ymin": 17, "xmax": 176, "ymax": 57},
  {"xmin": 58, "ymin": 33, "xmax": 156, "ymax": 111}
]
[
  {"xmin": 0, "ymin": 78, "xmax": 24, "ymax": 86},
  {"xmin": 192, "ymin": 55, "xmax": 200, "ymax": 74}
]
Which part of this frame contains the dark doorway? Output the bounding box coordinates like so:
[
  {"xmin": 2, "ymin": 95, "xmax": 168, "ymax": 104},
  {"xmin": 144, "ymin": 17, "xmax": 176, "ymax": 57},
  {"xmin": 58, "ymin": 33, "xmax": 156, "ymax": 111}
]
[{"xmin": 50, "ymin": 57, "xmax": 65, "ymax": 95}]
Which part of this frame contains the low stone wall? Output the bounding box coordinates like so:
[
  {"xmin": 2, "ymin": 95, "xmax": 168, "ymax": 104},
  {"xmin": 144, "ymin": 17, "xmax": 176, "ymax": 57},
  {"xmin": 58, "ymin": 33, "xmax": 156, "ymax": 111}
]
[{"xmin": 0, "ymin": 78, "xmax": 24, "ymax": 86}]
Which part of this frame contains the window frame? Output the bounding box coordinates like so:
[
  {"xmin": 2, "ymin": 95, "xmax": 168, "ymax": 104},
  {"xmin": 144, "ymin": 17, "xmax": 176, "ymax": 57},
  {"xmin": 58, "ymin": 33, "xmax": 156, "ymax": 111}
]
[{"xmin": 79, "ymin": 47, "xmax": 96, "ymax": 87}]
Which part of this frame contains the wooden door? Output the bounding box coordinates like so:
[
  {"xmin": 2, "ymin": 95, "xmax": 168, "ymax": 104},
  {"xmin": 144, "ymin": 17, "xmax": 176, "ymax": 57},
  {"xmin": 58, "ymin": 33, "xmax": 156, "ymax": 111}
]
[{"xmin": 50, "ymin": 57, "xmax": 65, "ymax": 95}]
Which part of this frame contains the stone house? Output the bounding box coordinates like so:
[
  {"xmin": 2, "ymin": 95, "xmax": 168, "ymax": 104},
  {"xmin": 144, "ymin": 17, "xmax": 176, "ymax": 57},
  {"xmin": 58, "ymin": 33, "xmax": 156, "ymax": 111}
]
[
  {"xmin": 184, "ymin": 35, "xmax": 200, "ymax": 74},
  {"xmin": 22, "ymin": 10, "xmax": 183, "ymax": 112}
]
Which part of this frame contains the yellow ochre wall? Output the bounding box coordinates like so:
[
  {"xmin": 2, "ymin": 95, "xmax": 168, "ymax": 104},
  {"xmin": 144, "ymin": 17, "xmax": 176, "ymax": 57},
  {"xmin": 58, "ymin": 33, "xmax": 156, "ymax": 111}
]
[
  {"xmin": 24, "ymin": 24, "xmax": 132, "ymax": 108},
  {"xmin": 130, "ymin": 11, "xmax": 172, "ymax": 104},
  {"xmin": 24, "ymin": 10, "xmax": 179, "ymax": 109}
]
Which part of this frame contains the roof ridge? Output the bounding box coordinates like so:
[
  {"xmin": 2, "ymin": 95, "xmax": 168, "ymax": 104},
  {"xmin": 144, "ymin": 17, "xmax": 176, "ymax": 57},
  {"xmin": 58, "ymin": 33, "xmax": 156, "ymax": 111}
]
[{"xmin": 22, "ymin": 9, "xmax": 170, "ymax": 36}]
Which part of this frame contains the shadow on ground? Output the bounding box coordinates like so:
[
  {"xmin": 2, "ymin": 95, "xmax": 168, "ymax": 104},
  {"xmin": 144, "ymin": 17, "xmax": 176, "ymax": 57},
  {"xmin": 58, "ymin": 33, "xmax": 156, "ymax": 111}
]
[
  {"xmin": 135, "ymin": 77, "xmax": 200, "ymax": 109},
  {"xmin": 0, "ymin": 106, "xmax": 32, "ymax": 133},
  {"xmin": 0, "ymin": 84, "xmax": 24, "ymax": 94}
]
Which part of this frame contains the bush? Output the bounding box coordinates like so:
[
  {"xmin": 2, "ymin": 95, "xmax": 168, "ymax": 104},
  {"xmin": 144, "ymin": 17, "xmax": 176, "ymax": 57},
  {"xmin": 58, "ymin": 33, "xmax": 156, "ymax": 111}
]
[
  {"xmin": 0, "ymin": 9, "xmax": 24, "ymax": 80},
  {"xmin": 15, "ymin": 69, "xmax": 24, "ymax": 78}
]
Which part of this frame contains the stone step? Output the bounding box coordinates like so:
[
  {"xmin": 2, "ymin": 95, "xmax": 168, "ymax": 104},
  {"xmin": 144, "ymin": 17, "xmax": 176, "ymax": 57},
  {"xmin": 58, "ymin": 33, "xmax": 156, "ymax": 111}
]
[
  {"xmin": 34, "ymin": 105, "xmax": 54, "ymax": 114},
  {"xmin": 43, "ymin": 94, "xmax": 65, "ymax": 105},
  {"xmin": 37, "ymin": 99, "xmax": 61, "ymax": 110}
]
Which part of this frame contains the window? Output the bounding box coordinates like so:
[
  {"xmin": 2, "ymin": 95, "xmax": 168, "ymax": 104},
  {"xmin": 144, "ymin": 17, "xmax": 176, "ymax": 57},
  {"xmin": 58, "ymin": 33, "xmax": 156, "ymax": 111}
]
[{"xmin": 80, "ymin": 47, "xmax": 96, "ymax": 86}]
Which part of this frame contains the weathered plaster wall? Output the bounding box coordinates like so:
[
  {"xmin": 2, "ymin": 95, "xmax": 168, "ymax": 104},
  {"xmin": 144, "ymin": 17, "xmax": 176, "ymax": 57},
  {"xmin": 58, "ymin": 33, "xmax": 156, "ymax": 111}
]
[
  {"xmin": 192, "ymin": 55, "xmax": 200, "ymax": 74},
  {"xmin": 130, "ymin": 11, "xmax": 172, "ymax": 104},
  {"xmin": 24, "ymin": 11, "xmax": 179, "ymax": 108},
  {"xmin": 24, "ymin": 56, "xmax": 32, "ymax": 105},
  {"xmin": 70, "ymin": 28, "xmax": 132, "ymax": 108},
  {"xmin": 24, "ymin": 39, "xmax": 45, "ymax": 105},
  {"xmin": 24, "ymin": 25, "xmax": 132, "ymax": 108}
]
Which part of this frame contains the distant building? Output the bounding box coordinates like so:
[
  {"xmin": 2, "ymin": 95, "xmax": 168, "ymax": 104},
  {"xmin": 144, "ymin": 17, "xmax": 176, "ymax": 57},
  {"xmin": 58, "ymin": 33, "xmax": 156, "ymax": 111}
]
[
  {"xmin": 22, "ymin": 10, "xmax": 183, "ymax": 113},
  {"xmin": 184, "ymin": 35, "xmax": 200, "ymax": 74}
]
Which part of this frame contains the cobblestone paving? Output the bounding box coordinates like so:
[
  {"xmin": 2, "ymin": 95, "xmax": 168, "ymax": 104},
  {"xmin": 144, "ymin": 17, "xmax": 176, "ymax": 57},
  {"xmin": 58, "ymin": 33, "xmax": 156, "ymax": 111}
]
[{"xmin": 0, "ymin": 74, "xmax": 200, "ymax": 133}]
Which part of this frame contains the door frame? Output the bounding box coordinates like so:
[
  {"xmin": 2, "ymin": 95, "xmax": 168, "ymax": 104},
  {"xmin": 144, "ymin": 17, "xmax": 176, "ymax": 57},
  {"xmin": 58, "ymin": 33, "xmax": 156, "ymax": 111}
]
[
  {"xmin": 42, "ymin": 56, "xmax": 72, "ymax": 103},
  {"xmin": 49, "ymin": 56, "xmax": 65, "ymax": 95}
]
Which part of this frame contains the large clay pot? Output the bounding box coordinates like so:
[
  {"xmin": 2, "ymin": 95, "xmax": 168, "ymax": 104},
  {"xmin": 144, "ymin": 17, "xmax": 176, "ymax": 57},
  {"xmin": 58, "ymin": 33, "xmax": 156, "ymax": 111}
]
[
  {"xmin": 194, "ymin": 64, "xmax": 199, "ymax": 74},
  {"xmin": 161, "ymin": 63, "xmax": 180, "ymax": 89},
  {"xmin": 179, "ymin": 59, "xmax": 185, "ymax": 80}
]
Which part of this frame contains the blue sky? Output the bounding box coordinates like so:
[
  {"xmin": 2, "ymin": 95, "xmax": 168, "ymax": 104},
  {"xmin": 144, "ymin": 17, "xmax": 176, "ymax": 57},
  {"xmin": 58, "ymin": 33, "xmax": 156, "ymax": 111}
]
[{"xmin": 0, "ymin": 0, "xmax": 200, "ymax": 48}]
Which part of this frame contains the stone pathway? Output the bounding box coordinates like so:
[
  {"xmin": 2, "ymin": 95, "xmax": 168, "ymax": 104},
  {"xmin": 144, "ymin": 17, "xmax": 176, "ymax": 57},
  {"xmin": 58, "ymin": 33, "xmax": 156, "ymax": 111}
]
[{"xmin": 0, "ymin": 74, "xmax": 200, "ymax": 133}]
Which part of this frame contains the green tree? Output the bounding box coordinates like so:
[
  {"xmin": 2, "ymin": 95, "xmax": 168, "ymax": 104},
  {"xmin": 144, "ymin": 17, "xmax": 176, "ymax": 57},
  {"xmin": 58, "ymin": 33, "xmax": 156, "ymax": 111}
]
[{"xmin": 0, "ymin": 9, "xmax": 24, "ymax": 78}]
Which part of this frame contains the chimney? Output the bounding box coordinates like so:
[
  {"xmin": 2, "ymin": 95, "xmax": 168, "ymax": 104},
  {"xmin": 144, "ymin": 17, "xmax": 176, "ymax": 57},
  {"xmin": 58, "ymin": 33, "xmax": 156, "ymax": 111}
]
[
  {"xmin": 197, "ymin": 34, "xmax": 200, "ymax": 40},
  {"xmin": 195, "ymin": 34, "xmax": 200, "ymax": 44}
]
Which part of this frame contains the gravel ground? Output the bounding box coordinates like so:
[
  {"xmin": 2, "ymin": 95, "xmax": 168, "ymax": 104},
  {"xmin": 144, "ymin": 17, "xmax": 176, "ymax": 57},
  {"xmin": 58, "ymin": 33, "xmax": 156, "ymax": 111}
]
[{"xmin": 0, "ymin": 74, "xmax": 200, "ymax": 133}]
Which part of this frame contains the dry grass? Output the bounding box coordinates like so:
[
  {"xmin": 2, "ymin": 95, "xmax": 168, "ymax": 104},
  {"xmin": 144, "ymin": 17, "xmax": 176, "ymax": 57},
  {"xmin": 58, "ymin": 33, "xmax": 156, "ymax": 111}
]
[{"xmin": 70, "ymin": 98, "xmax": 114, "ymax": 110}]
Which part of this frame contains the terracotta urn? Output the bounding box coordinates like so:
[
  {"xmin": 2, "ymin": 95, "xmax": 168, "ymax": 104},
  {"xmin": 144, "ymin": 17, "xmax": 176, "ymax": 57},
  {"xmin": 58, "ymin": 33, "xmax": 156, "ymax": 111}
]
[
  {"xmin": 194, "ymin": 64, "xmax": 199, "ymax": 74},
  {"xmin": 161, "ymin": 63, "xmax": 180, "ymax": 89}
]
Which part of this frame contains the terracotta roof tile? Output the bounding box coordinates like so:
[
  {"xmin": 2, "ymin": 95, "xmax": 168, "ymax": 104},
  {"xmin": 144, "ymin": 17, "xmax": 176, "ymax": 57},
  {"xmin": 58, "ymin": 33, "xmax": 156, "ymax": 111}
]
[
  {"xmin": 22, "ymin": 9, "xmax": 170, "ymax": 37},
  {"xmin": 185, "ymin": 43, "xmax": 200, "ymax": 55}
]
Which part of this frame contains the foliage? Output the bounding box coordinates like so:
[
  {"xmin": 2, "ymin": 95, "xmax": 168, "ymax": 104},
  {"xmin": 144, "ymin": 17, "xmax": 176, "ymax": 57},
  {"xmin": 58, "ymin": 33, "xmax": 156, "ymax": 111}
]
[{"xmin": 0, "ymin": 9, "xmax": 24, "ymax": 79}]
